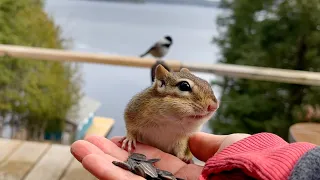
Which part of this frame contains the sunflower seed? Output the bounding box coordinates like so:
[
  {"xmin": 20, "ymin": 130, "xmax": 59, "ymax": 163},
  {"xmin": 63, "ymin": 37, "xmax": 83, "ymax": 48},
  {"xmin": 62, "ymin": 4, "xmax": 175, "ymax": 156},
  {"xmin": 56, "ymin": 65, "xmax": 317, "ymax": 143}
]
[
  {"xmin": 157, "ymin": 169, "xmax": 176, "ymax": 180},
  {"xmin": 139, "ymin": 161, "xmax": 158, "ymax": 178},
  {"xmin": 127, "ymin": 158, "xmax": 138, "ymax": 167},
  {"xmin": 129, "ymin": 153, "xmax": 147, "ymax": 161},
  {"xmin": 145, "ymin": 158, "xmax": 161, "ymax": 163},
  {"xmin": 112, "ymin": 153, "xmax": 184, "ymax": 180},
  {"xmin": 133, "ymin": 165, "xmax": 146, "ymax": 178},
  {"xmin": 112, "ymin": 161, "xmax": 132, "ymax": 171}
]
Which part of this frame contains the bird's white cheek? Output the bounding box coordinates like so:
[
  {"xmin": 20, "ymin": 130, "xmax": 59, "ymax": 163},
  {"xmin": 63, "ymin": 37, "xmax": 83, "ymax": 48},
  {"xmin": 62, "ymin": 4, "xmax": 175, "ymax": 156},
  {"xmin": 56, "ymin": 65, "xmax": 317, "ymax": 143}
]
[{"xmin": 159, "ymin": 38, "xmax": 170, "ymax": 44}]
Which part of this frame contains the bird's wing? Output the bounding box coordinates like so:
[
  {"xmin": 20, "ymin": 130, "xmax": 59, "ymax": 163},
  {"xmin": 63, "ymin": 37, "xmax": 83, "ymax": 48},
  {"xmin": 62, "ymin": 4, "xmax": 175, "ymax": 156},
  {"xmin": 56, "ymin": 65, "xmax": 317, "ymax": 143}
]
[{"xmin": 139, "ymin": 43, "xmax": 160, "ymax": 57}]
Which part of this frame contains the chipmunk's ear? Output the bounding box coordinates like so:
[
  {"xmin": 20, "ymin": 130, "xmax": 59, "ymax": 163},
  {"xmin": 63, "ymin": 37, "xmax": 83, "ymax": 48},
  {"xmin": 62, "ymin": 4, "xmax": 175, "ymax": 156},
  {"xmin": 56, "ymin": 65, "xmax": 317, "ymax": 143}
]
[
  {"xmin": 155, "ymin": 64, "xmax": 169, "ymax": 80},
  {"xmin": 180, "ymin": 67, "xmax": 190, "ymax": 73}
]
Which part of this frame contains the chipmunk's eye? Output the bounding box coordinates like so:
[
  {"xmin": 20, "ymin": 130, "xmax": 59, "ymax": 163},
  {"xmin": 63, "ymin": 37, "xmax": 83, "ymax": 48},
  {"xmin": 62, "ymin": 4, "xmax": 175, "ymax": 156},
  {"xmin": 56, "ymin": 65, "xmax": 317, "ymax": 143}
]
[{"xmin": 177, "ymin": 81, "xmax": 191, "ymax": 92}]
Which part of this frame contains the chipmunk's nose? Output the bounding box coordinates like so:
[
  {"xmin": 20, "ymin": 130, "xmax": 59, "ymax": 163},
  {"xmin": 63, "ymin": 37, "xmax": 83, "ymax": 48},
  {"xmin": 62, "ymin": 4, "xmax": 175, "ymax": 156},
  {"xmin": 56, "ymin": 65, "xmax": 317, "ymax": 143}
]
[{"xmin": 207, "ymin": 103, "xmax": 217, "ymax": 112}]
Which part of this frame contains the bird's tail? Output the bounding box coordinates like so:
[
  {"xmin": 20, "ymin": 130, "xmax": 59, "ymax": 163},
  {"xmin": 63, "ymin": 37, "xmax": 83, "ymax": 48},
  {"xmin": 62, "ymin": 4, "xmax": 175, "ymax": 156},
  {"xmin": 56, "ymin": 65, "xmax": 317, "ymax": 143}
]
[
  {"xmin": 140, "ymin": 48, "xmax": 152, "ymax": 57},
  {"xmin": 139, "ymin": 52, "xmax": 148, "ymax": 57}
]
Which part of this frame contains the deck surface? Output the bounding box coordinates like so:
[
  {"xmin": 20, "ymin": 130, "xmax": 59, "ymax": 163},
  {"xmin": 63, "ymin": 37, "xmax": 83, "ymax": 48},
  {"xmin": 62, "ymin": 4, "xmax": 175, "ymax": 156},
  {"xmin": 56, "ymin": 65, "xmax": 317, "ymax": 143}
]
[
  {"xmin": 0, "ymin": 116, "xmax": 115, "ymax": 180},
  {"xmin": 0, "ymin": 138, "xmax": 97, "ymax": 180},
  {"xmin": 0, "ymin": 117, "xmax": 208, "ymax": 179}
]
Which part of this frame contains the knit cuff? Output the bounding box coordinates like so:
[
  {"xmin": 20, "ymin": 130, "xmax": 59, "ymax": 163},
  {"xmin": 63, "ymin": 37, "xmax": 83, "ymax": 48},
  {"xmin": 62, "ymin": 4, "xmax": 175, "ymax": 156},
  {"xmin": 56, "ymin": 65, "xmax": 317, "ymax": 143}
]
[{"xmin": 199, "ymin": 133, "xmax": 316, "ymax": 180}]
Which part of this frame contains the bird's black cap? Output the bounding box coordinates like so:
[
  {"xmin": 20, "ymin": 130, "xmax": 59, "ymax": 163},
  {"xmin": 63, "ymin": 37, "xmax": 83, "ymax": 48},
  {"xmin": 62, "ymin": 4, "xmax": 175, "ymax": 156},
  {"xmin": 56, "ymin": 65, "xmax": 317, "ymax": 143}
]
[{"xmin": 164, "ymin": 35, "xmax": 172, "ymax": 43}]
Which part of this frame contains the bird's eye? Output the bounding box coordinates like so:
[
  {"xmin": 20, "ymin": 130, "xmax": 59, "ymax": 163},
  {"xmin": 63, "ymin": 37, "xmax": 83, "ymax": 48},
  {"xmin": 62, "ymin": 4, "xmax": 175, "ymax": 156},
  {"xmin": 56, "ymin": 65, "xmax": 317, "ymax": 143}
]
[{"xmin": 177, "ymin": 81, "xmax": 192, "ymax": 92}]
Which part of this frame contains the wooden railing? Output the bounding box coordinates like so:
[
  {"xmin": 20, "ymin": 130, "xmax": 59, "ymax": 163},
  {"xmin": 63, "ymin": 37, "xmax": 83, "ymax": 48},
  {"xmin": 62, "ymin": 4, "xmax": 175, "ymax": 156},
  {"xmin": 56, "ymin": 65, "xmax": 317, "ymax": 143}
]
[{"xmin": 0, "ymin": 44, "xmax": 320, "ymax": 86}]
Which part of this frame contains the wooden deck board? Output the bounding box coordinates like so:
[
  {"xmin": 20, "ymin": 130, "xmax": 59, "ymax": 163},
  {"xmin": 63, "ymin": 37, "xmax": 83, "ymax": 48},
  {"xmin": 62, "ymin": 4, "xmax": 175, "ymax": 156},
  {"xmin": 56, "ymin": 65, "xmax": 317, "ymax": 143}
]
[
  {"xmin": 0, "ymin": 116, "xmax": 115, "ymax": 180},
  {"xmin": 0, "ymin": 141, "xmax": 50, "ymax": 180},
  {"xmin": 24, "ymin": 144, "xmax": 73, "ymax": 180},
  {"xmin": 0, "ymin": 139, "xmax": 22, "ymax": 164},
  {"xmin": 289, "ymin": 122, "xmax": 320, "ymax": 145},
  {"xmin": 60, "ymin": 159, "xmax": 97, "ymax": 180}
]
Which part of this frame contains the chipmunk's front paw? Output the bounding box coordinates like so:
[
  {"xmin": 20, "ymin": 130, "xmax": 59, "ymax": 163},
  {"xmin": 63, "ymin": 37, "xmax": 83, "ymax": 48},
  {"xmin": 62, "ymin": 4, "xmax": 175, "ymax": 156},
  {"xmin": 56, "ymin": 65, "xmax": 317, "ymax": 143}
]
[
  {"xmin": 182, "ymin": 158, "xmax": 194, "ymax": 164},
  {"xmin": 176, "ymin": 152, "xmax": 193, "ymax": 164},
  {"xmin": 175, "ymin": 142, "xmax": 194, "ymax": 164},
  {"xmin": 120, "ymin": 136, "xmax": 137, "ymax": 152}
]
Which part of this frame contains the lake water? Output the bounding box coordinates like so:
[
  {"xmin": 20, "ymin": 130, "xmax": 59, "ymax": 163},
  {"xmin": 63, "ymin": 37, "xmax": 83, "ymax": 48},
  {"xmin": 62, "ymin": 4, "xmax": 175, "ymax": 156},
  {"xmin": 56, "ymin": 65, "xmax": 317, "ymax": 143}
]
[{"xmin": 44, "ymin": 0, "xmax": 223, "ymax": 138}]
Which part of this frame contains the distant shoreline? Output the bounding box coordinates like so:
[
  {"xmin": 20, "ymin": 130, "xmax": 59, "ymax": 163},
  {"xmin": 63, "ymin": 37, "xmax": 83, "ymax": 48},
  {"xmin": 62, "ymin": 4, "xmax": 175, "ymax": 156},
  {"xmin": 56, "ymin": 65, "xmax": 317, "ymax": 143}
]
[{"xmin": 79, "ymin": 0, "xmax": 220, "ymax": 8}]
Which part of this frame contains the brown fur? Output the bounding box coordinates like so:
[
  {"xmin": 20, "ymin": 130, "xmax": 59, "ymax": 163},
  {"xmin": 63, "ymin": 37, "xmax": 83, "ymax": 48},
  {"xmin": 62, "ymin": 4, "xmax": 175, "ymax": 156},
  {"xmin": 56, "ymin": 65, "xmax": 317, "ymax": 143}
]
[{"xmin": 122, "ymin": 65, "xmax": 218, "ymax": 162}]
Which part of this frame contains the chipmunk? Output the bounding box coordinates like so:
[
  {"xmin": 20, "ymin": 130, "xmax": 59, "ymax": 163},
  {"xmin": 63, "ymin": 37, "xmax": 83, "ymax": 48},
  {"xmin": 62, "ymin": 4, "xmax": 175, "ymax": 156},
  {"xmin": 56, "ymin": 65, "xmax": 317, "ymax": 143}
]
[{"xmin": 120, "ymin": 64, "xmax": 219, "ymax": 163}]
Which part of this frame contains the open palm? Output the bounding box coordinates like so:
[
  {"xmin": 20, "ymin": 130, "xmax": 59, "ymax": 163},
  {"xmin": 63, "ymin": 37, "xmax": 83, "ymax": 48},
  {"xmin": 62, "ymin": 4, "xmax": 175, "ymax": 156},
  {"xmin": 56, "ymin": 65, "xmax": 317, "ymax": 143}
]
[{"xmin": 71, "ymin": 133, "xmax": 250, "ymax": 180}]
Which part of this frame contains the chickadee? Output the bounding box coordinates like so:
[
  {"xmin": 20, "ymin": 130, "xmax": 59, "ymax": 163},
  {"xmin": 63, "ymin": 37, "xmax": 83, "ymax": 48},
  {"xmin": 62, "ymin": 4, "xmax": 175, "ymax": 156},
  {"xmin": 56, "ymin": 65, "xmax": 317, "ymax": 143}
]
[{"xmin": 140, "ymin": 35, "xmax": 173, "ymax": 59}]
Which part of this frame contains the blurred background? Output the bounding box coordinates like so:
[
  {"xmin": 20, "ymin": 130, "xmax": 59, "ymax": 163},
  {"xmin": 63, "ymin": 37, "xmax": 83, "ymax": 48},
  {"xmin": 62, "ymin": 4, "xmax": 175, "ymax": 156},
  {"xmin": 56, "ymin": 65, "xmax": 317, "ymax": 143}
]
[
  {"xmin": 0, "ymin": 0, "xmax": 320, "ymax": 179},
  {"xmin": 42, "ymin": 0, "xmax": 223, "ymax": 139},
  {"xmin": 0, "ymin": 0, "xmax": 319, "ymax": 147}
]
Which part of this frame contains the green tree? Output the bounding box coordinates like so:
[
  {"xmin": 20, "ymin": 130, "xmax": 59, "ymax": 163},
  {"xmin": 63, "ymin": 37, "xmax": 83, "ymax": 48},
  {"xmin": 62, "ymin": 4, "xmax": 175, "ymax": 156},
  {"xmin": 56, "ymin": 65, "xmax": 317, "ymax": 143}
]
[
  {"xmin": 210, "ymin": 0, "xmax": 320, "ymax": 139},
  {"xmin": 0, "ymin": 0, "xmax": 82, "ymax": 140}
]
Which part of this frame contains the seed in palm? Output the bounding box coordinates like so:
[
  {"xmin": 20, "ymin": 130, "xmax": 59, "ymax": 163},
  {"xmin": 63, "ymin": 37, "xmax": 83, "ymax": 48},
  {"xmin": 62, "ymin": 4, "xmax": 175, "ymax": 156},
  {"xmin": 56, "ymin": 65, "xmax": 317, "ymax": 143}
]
[
  {"xmin": 139, "ymin": 161, "xmax": 158, "ymax": 178},
  {"xmin": 129, "ymin": 153, "xmax": 147, "ymax": 161},
  {"xmin": 157, "ymin": 169, "xmax": 177, "ymax": 180},
  {"xmin": 145, "ymin": 158, "xmax": 161, "ymax": 163},
  {"xmin": 133, "ymin": 165, "xmax": 146, "ymax": 178},
  {"xmin": 112, "ymin": 161, "xmax": 132, "ymax": 171},
  {"xmin": 127, "ymin": 158, "xmax": 138, "ymax": 168}
]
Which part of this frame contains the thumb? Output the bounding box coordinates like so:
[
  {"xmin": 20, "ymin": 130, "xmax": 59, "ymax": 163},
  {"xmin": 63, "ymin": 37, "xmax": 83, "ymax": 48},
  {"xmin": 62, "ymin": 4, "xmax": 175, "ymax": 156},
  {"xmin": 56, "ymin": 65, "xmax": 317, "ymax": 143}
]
[
  {"xmin": 188, "ymin": 132, "xmax": 227, "ymax": 162},
  {"xmin": 189, "ymin": 132, "xmax": 251, "ymax": 162}
]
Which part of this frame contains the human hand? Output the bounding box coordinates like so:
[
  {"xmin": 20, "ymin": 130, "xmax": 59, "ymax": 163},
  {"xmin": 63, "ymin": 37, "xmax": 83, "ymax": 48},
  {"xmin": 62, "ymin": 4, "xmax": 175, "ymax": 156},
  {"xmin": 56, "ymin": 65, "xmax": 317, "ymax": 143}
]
[{"xmin": 70, "ymin": 132, "xmax": 251, "ymax": 180}]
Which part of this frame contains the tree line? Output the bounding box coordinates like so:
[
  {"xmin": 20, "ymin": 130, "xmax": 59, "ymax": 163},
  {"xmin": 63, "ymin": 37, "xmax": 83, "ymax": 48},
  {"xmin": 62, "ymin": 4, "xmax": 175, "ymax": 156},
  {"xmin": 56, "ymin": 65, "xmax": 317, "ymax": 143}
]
[
  {"xmin": 0, "ymin": 0, "xmax": 82, "ymax": 141},
  {"xmin": 211, "ymin": 0, "xmax": 320, "ymax": 139}
]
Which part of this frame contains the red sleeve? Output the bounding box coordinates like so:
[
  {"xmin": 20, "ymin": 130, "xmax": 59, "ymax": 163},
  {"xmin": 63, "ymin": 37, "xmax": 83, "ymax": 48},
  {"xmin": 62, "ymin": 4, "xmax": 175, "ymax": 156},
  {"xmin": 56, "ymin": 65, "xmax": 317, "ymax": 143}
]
[{"xmin": 199, "ymin": 132, "xmax": 316, "ymax": 180}]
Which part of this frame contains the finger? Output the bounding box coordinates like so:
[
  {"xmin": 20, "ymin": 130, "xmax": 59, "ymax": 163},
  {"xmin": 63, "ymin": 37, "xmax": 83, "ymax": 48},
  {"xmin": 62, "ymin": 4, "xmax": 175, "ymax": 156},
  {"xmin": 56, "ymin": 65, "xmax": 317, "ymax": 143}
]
[
  {"xmin": 85, "ymin": 135, "xmax": 129, "ymax": 161},
  {"xmin": 82, "ymin": 153, "xmax": 144, "ymax": 180},
  {"xmin": 188, "ymin": 132, "xmax": 227, "ymax": 162},
  {"xmin": 72, "ymin": 138, "xmax": 144, "ymax": 180},
  {"xmin": 71, "ymin": 140, "xmax": 105, "ymax": 162},
  {"xmin": 110, "ymin": 136, "xmax": 186, "ymax": 174},
  {"xmin": 175, "ymin": 164, "xmax": 204, "ymax": 180}
]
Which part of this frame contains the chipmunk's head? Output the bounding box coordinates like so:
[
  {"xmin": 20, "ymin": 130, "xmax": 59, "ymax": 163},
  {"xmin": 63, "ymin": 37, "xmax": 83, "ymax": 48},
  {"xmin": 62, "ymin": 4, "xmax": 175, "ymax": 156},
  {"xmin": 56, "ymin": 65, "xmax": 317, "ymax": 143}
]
[{"xmin": 152, "ymin": 64, "xmax": 219, "ymax": 124}]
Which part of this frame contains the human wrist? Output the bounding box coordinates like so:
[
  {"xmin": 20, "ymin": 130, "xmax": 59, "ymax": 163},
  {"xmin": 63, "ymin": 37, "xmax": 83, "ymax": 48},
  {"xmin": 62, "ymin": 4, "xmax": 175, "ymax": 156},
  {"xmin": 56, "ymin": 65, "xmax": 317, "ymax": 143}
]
[{"xmin": 200, "ymin": 132, "xmax": 316, "ymax": 180}]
